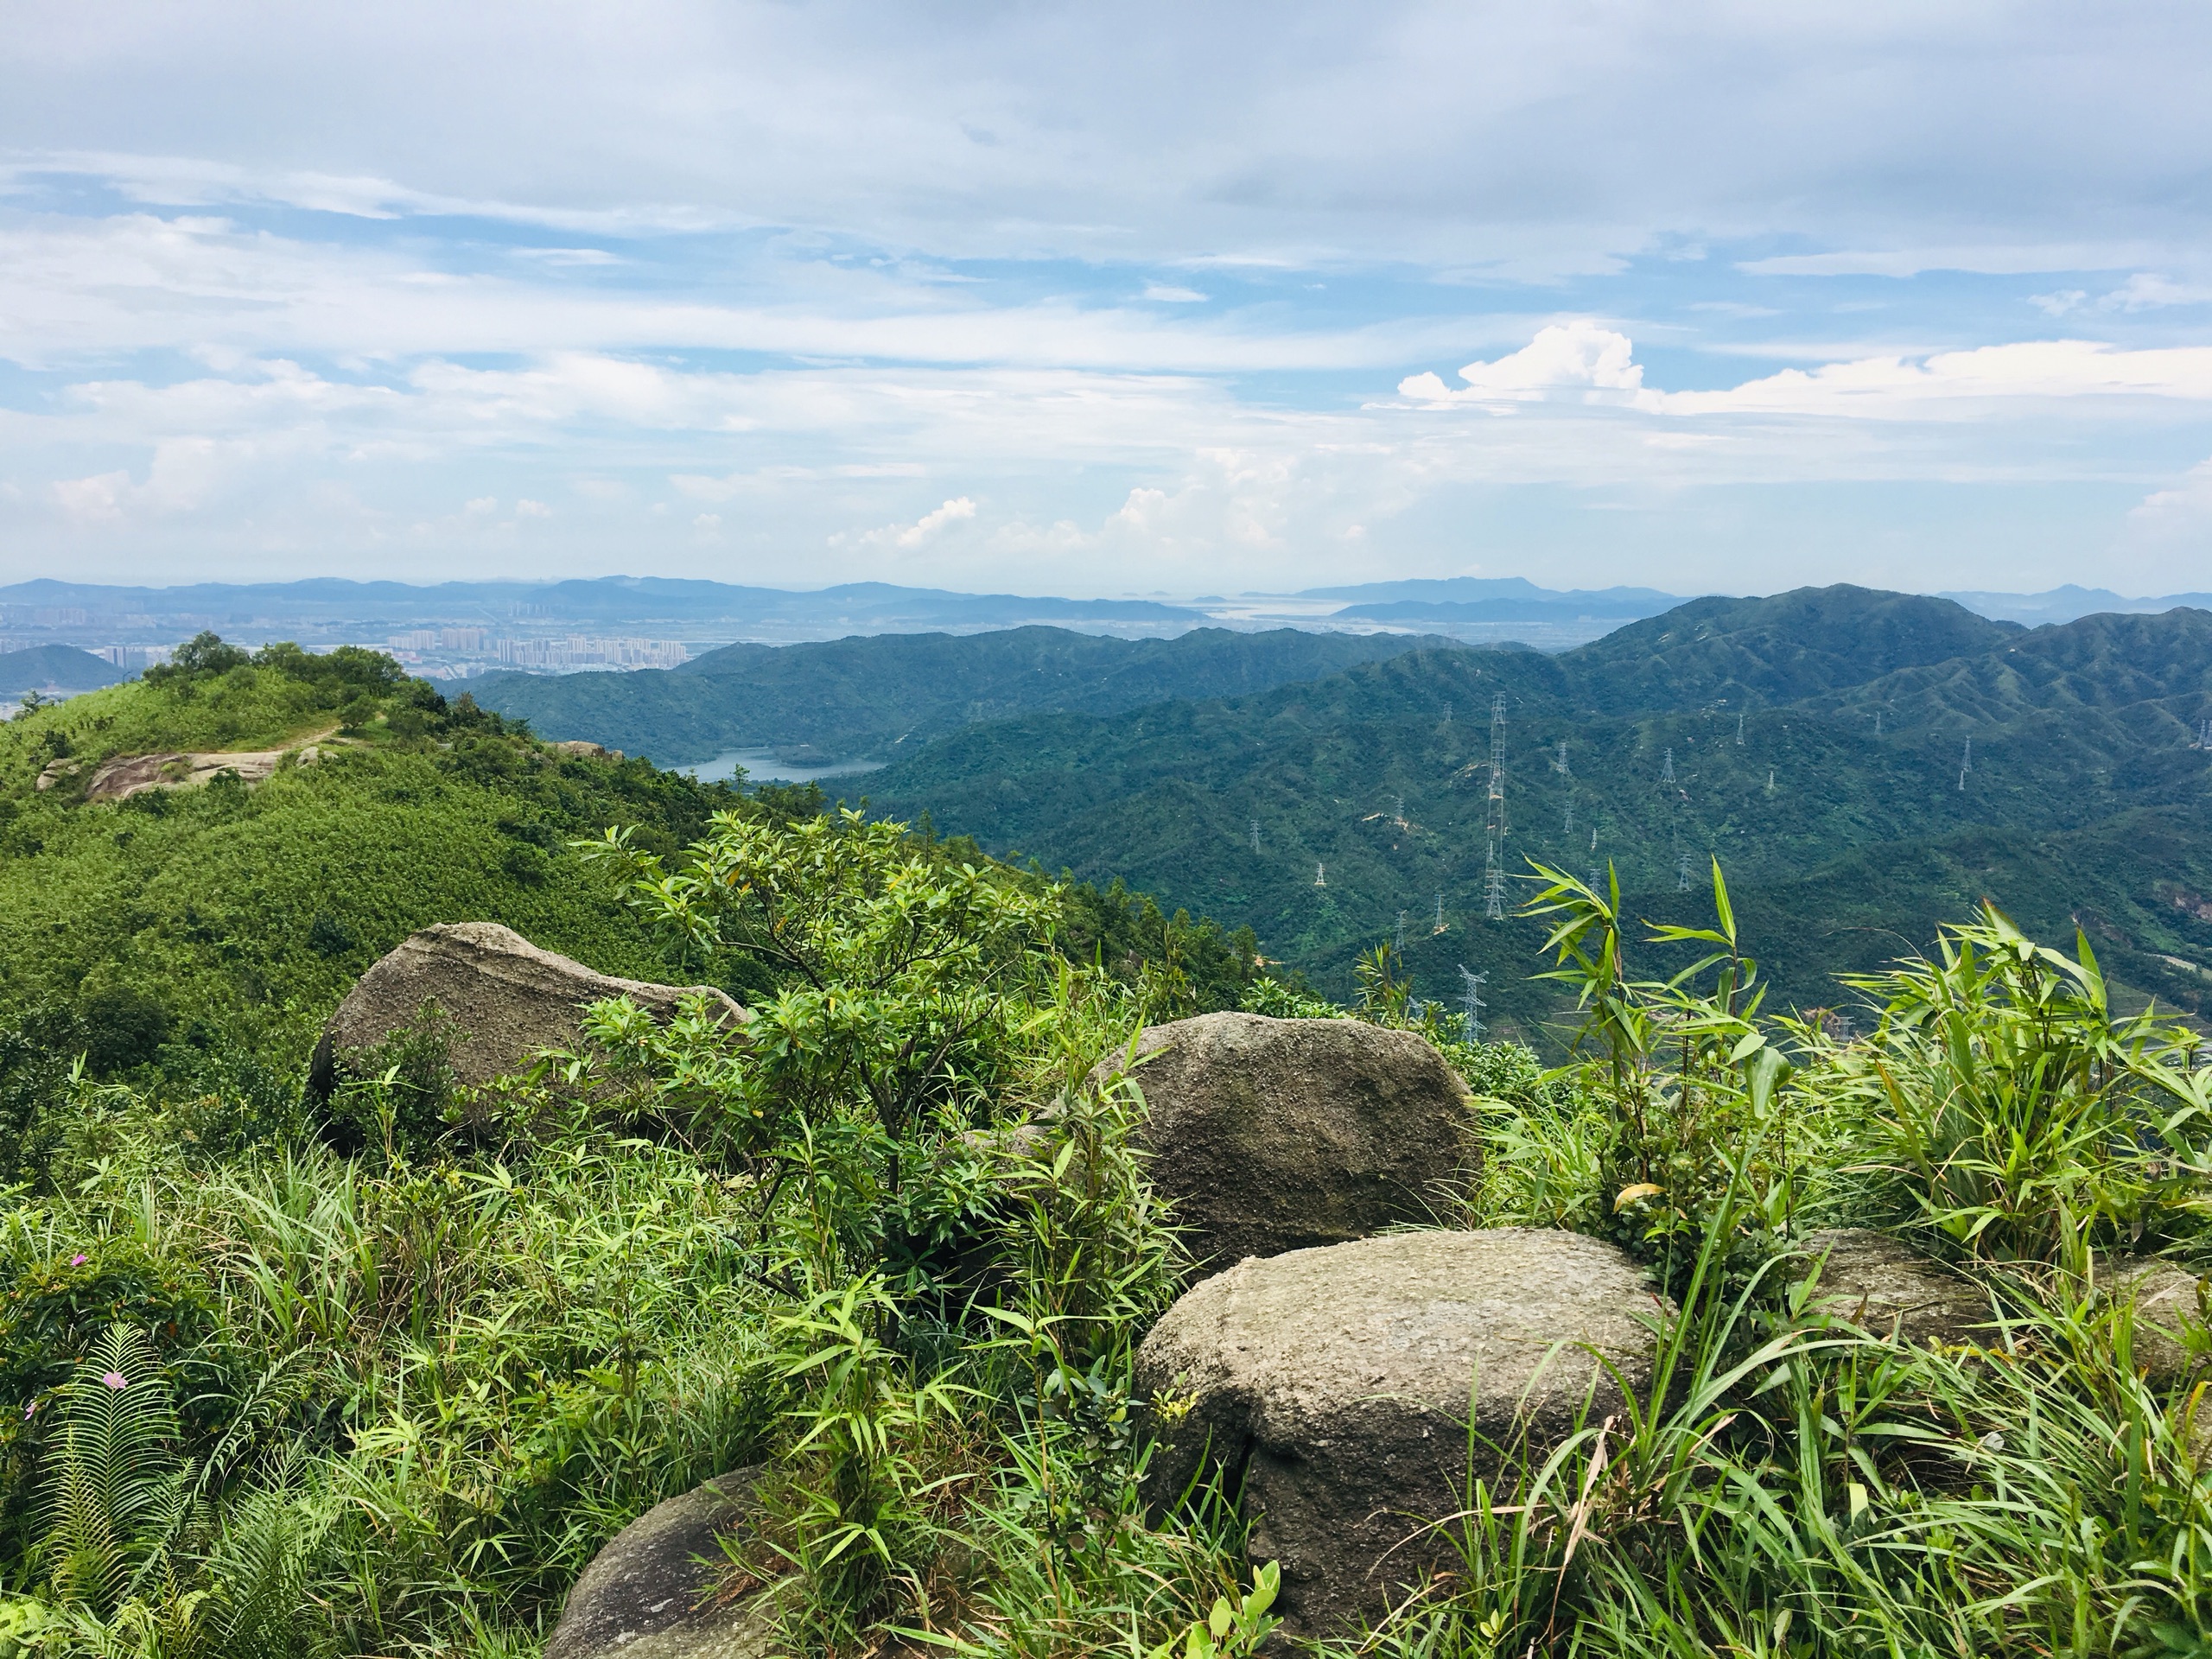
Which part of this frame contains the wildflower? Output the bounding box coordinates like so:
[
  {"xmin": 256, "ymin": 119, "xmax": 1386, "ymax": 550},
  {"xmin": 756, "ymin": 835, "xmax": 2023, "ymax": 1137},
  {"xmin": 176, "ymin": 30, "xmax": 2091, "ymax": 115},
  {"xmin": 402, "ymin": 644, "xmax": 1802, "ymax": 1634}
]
[
  {"xmin": 69, "ymin": 1254, "xmax": 86, "ymax": 1266},
  {"xmin": 22, "ymin": 1400, "xmax": 35, "ymax": 1420},
  {"xmin": 100, "ymin": 1371, "xmax": 127, "ymax": 1390}
]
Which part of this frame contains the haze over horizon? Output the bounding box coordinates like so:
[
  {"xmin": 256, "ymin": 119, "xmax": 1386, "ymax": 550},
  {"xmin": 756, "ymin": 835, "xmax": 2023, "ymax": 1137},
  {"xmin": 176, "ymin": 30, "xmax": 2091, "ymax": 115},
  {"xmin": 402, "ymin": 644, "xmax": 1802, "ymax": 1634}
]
[{"xmin": 8, "ymin": 3, "xmax": 2212, "ymax": 598}]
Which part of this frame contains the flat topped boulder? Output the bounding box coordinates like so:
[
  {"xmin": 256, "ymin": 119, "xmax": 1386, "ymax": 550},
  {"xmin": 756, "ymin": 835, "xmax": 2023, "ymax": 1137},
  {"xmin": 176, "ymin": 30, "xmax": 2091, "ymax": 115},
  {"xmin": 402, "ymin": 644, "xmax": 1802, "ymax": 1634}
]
[
  {"xmin": 1089, "ymin": 1012, "xmax": 1475, "ymax": 1268},
  {"xmin": 1138, "ymin": 1228, "xmax": 1664, "ymax": 1638},
  {"xmin": 546, "ymin": 1468, "xmax": 773, "ymax": 1659},
  {"xmin": 1797, "ymin": 1230, "xmax": 1989, "ymax": 1350},
  {"xmin": 313, "ymin": 921, "xmax": 745, "ymax": 1093}
]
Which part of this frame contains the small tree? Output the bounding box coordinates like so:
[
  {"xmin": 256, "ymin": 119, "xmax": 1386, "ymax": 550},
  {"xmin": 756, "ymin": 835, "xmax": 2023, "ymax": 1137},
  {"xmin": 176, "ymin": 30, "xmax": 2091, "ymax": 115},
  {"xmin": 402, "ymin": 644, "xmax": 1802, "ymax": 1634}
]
[{"xmin": 580, "ymin": 809, "xmax": 1060, "ymax": 1275}]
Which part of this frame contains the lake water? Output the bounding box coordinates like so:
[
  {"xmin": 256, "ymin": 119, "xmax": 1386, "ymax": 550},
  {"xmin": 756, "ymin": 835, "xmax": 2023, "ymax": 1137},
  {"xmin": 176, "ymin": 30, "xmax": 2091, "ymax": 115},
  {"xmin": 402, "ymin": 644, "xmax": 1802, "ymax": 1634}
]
[{"xmin": 682, "ymin": 747, "xmax": 886, "ymax": 786}]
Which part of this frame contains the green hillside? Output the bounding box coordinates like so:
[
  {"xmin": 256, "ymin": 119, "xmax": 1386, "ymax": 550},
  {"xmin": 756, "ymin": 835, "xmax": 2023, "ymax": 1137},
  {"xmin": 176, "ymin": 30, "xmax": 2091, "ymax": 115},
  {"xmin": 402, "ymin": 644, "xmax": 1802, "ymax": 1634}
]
[
  {"xmin": 452, "ymin": 624, "xmax": 1466, "ymax": 766},
  {"xmin": 0, "ymin": 634, "xmax": 1263, "ymax": 1173},
  {"xmin": 865, "ymin": 590, "xmax": 2212, "ymax": 1037},
  {"xmin": 0, "ymin": 645, "xmax": 129, "ymax": 697}
]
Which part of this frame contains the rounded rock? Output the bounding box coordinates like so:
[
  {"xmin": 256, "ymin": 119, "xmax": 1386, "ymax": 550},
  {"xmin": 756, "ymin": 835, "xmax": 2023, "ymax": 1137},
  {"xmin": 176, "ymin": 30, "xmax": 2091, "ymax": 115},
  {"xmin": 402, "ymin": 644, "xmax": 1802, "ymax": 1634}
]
[
  {"xmin": 1091, "ymin": 1012, "xmax": 1475, "ymax": 1268},
  {"xmin": 1136, "ymin": 1228, "xmax": 1664, "ymax": 1638}
]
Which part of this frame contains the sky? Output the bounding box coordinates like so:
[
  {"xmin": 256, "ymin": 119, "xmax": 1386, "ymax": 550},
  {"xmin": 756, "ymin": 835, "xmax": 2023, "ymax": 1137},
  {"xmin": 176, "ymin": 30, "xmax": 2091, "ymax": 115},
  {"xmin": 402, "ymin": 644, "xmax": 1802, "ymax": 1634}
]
[{"xmin": 4, "ymin": 2, "xmax": 2212, "ymax": 599}]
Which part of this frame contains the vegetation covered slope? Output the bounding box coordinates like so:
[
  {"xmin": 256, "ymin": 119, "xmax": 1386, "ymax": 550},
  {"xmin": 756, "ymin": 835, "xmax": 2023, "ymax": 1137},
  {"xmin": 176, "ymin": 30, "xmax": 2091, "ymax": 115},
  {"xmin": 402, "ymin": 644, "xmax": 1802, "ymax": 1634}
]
[
  {"xmin": 0, "ymin": 646, "xmax": 128, "ymax": 697},
  {"xmin": 5, "ymin": 809, "xmax": 2212, "ymax": 1659},
  {"xmin": 453, "ymin": 625, "xmax": 1465, "ymax": 766},
  {"xmin": 0, "ymin": 638, "xmax": 1260, "ymax": 1175},
  {"xmin": 864, "ymin": 589, "xmax": 2212, "ymax": 1038}
]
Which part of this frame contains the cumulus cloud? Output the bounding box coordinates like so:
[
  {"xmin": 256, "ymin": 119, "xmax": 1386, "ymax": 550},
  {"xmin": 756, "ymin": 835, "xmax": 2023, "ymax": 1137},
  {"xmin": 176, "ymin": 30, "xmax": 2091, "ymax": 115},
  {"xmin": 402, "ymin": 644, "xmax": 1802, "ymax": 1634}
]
[
  {"xmin": 842, "ymin": 495, "xmax": 977, "ymax": 550},
  {"xmin": 1143, "ymin": 284, "xmax": 1207, "ymax": 302},
  {"xmin": 1399, "ymin": 321, "xmax": 1644, "ymax": 404},
  {"xmin": 1401, "ymin": 327, "xmax": 2212, "ymax": 420}
]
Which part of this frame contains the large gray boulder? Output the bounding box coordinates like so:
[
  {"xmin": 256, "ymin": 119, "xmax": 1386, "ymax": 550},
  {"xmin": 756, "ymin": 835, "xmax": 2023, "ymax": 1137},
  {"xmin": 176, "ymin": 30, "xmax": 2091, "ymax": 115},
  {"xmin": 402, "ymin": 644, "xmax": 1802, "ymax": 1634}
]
[
  {"xmin": 1796, "ymin": 1230, "xmax": 1989, "ymax": 1350},
  {"xmin": 545, "ymin": 1468, "xmax": 775, "ymax": 1659},
  {"xmin": 1137, "ymin": 1228, "xmax": 1664, "ymax": 1639},
  {"xmin": 1090, "ymin": 1013, "xmax": 1475, "ymax": 1268},
  {"xmin": 310, "ymin": 921, "xmax": 745, "ymax": 1096}
]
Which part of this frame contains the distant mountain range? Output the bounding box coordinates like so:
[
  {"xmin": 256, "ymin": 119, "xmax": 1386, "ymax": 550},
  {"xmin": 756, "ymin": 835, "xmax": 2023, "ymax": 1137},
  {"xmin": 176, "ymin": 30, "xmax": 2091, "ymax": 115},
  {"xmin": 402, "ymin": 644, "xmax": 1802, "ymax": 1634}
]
[
  {"xmin": 3, "ymin": 573, "xmax": 2211, "ymax": 658},
  {"xmin": 856, "ymin": 587, "xmax": 2212, "ymax": 1036},
  {"xmin": 1936, "ymin": 584, "xmax": 2212, "ymax": 626},
  {"xmin": 446, "ymin": 627, "xmax": 1462, "ymax": 766}
]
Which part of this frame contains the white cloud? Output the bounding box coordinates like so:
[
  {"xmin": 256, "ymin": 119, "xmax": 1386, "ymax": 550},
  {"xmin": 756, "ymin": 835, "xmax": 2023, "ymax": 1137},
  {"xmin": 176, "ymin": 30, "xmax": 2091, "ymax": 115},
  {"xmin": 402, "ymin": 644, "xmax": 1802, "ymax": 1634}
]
[
  {"xmin": 1142, "ymin": 284, "xmax": 1207, "ymax": 302},
  {"xmin": 1399, "ymin": 321, "xmax": 1643, "ymax": 404},
  {"xmin": 1400, "ymin": 327, "xmax": 2212, "ymax": 420},
  {"xmin": 844, "ymin": 493, "xmax": 977, "ymax": 553},
  {"xmin": 514, "ymin": 497, "xmax": 551, "ymax": 517}
]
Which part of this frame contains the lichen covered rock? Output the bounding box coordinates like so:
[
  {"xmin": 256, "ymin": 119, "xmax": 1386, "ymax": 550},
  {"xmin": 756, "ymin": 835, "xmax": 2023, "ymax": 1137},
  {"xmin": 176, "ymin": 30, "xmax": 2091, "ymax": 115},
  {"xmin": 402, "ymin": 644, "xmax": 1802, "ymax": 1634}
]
[
  {"xmin": 1137, "ymin": 1228, "xmax": 1663, "ymax": 1637},
  {"xmin": 1090, "ymin": 1012, "xmax": 1475, "ymax": 1268}
]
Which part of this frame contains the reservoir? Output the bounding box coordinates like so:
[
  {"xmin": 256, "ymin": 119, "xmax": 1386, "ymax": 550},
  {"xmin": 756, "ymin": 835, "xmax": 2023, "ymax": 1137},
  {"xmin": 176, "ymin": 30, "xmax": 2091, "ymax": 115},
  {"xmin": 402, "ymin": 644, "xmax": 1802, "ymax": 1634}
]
[{"xmin": 682, "ymin": 747, "xmax": 886, "ymax": 786}]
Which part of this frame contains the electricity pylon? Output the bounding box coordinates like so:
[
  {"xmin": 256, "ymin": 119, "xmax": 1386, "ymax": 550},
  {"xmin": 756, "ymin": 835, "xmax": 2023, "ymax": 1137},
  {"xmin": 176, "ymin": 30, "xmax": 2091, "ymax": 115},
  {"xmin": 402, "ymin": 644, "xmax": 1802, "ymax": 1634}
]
[
  {"xmin": 1458, "ymin": 965, "xmax": 1487, "ymax": 1044},
  {"xmin": 1661, "ymin": 747, "xmax": 1675, "ymax": 784}
]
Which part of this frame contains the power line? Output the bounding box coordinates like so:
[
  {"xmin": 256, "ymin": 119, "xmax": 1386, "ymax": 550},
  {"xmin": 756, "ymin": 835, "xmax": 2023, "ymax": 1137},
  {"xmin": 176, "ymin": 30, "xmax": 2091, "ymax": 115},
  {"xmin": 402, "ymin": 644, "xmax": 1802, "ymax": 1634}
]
[{"xmin": 1484, "ymin": 693, "xmax": 1509, "ymax": 919}]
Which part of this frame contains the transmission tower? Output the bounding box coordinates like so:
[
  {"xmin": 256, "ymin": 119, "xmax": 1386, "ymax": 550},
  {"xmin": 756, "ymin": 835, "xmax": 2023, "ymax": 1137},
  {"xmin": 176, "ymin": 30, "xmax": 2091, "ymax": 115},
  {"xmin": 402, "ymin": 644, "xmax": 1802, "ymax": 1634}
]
[
  {"xmin": 1249, "ymin": 818, "xmax": 1261, "ymax": 853},
  {"xmin": 1484, "ymin": 693, "xmax": 1509, "ymax": 920},
  {"xmin": 1589, "ymin": 824, "xmax": 1598, "ymax": 851},
  {"xmin": 1661, "ymin": 747, "xmax": 1676, "ymax": 784},
  {"xmin": 1874, "ymin": 709, "xmax": 1884, "ymax": 737},
  {"xmin": 1554, "ymin": 739, "xmax": 1570, "ymax": 775},
  {"xmin": 1458, "ymin": 965, "xmax": 1487, "ymax": 1044},
  {"xmin": 1958, "ymin": 737, "xmax": 1972, "ymax": 791},
  {"xmin": 1676, "ymin": 849, "xmax": 1694, "ymax": 892},
  {"xmin": 1736, "ymin": 710, "xmax": 1745, "ymax": 746},
  {"xmin": 1563, "ymin": 797, "xmax": 1574, "ymax": 833},
  {"xmin": 1394, "ymin": 794, "xmax": 1406, "ymax": 825},
  {"xmin": 1315, "ymin": 861, "xmax": 1325, "ymax": 887},
  {"xmin": 1395, "ymin": 909, "xmax": 1408, "ymax": 950},
  {"xmin": 1766, "ymin": 767, "xmax": 1776, "ymax": 795},
  {"xmin": 1433, "ymin": 892, "xmax": 1445, "ymax": 933}
]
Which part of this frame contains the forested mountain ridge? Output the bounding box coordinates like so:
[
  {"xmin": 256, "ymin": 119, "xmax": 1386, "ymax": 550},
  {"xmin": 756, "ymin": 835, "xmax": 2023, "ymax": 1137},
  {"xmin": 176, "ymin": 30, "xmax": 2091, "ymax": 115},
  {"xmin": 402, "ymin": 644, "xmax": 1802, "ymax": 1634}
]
[
  {"xmin": 451, "ymin": 624, "xmax": 1465, "ymax": 765},
  {"xmin": 863, "ymin": 588, "xmax": 2212, "ymax": 1039}
]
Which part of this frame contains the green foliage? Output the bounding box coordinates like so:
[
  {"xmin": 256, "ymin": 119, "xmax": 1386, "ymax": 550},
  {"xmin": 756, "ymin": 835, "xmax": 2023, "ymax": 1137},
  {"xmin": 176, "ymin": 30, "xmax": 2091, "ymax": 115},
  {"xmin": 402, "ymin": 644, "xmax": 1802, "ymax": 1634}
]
[
  {"xmin": 319, "ymin": 1004, "xmax": 462, "ymax": 1161},
  {"xmin": 1826, "ymin": 905, "xmax": 2210, "ymax": 1262}
]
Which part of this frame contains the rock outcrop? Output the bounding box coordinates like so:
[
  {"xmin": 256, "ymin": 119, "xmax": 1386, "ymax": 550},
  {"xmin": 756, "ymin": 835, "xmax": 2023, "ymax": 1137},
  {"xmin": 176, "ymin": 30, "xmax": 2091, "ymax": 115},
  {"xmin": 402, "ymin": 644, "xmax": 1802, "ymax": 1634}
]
[
  {"xmin": 1089, "ymin": 1013, "xmax": 1475, "ymax": 1268},
  {"xmin": 310, "ymin": 921, "xmax": 746, "ymax": 1096},
  {"xmin": 2106, "ymin": 1258, "xmax": 2209, "ymax": 1386},
  {"xmin": 545, "ymin": 1468, "xmax": 774, "ymax": 1659},
  {"xmin": 83, "ymin": 745, "xmax": 307, "ymax": 802},
  {"xmin": 1137, "ymin": 1228, "xmax": 1663, "ymax": 1638},
  {"xmin": 1796, "ymin": 1230, "xmax": 1990, "ymax": 1349},
  {"xmin": 550, "ymin": 740, "xmax": 625, "ymax": 760}
]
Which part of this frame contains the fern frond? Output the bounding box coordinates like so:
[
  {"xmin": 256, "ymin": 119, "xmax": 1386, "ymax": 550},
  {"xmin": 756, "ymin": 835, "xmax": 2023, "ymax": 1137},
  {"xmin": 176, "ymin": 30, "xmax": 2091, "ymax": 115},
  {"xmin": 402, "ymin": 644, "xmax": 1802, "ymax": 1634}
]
[{"xmin": 40, "ymin": 1325, "xmax": 186, "ymax": 1619}]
